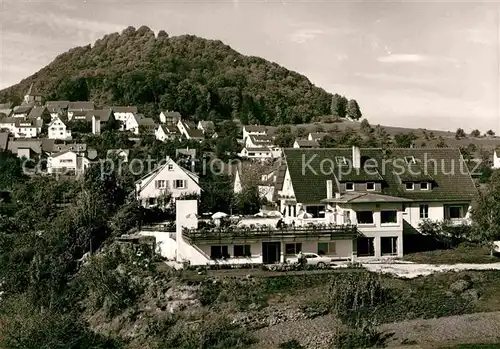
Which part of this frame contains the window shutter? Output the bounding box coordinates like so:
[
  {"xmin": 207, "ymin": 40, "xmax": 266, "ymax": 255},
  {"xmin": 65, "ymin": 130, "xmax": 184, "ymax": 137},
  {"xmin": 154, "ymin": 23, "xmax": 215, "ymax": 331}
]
[{"xmin": 184, "ymin": 180, "xmax": 188, "ymax": 188}]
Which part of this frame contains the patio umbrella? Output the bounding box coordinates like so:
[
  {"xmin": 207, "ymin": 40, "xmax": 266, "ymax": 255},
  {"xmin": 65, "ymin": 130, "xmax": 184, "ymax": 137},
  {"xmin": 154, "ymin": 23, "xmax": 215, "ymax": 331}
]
[
  {"xmin": 298, "ymin": 211, "xmax": 313, "ymax": 219},
  {"xmin": 254, "ymin": 211, "xmax": 265, "ymax": 217},
  {"xmin": 212, "ymin": 212, "xmax": 228, "ymax": 219},
  {"xmin": 266, "ymin": 210, "xmax": 283, "ymax": 218}
]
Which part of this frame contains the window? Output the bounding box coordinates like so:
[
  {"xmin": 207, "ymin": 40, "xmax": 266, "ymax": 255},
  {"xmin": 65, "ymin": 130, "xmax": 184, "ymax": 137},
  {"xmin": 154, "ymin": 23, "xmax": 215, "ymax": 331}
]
[
  {"xmin": 305, "ymin": 205, "xmax": 325, "ymax": 218},
  {"xmin": 405, "ymin": 156, "xmax": 416, "ymax": 164},
  {"xmin": 381, "ymin": 210, "xmax": 397, "ymax": 224},
  {"xmin": 210, "ymin": 245, "xmax": 229, "ymax": 259},
  {"xmin": 343, "ymin": 211, "xmax": 351, "ymax": 224},
  {"xmin": 345, "ymin": 182, "xmax": 354, "ymax": 191},
  {"xmin": 356, "ymin": 211, "xmax": 374, "ymax": 224},
  {"xmin": 167, "ymin": 164, "xmax": 174, "ymax": 171},
  {"xmin": 285, "ymin": 243, "xmax": 302, "ymax": 255},
  {"xmin": 234, "ymin": 245, "xmax": 251, "ymax": 257},
  {"xmin": 174, "ymin": 180, "xmax": 186, "ymax": 189},
  {"xmin": 381, "ymin": 237, "xmax": 398, "ymax": 256},
  {"xmin": 318, "ymin": 242, "xmax": 336, "ymax": 255},
  {"xmin": 155, "ymin": 180, "xmax": 166, "ymax": 189},
  {"xmin": 420, "ymin": 182, "xmax": 430, "ymax": 190},
  {"xmin": 419, "ymin": 204, "xmax": 429, "ymax": 219},
  {"xmin": 449, "ymin": 206, "xmax": 463, "ymax": 219},
  {"xmin": 366, "ymin": 182, "xmax": 375, "ymax": 191},
  {"xmin": 148, "ymin": 198, "xmax": 156, "ymax": 205},
  {"xmin": 357, "ymin": 237, "xmax": 375, "ymax": 257},
  {"xmin": 405, "ymin": 182, "xmax": 414, "ymax": 190}
]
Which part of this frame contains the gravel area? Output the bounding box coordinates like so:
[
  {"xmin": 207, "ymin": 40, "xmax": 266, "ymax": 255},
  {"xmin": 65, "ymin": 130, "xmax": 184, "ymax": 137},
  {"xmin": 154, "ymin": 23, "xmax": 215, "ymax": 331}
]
[{"xmin": 253, "ymin": 311, "xmax": 500, "ymax": 348}]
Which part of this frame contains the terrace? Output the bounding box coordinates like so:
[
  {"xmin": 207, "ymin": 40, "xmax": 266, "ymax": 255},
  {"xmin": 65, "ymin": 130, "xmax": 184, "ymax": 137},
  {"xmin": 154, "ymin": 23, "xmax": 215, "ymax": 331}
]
[{"xmin": 182, "ymin": 223, "xmax": 359, "ymax": 243}]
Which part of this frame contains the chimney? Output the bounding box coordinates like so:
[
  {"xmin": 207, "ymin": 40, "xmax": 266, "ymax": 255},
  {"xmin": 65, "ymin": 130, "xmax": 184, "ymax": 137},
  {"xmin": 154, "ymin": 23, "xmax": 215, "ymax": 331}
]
[
  {"xmin": 335, "ymin": 192, "xmax": 341, "ymax": 199},
  {"xmin": 352, "ymin": 146, "xmax": 361, "ymax": 169},
  {"xmin": 326, "ymin": 180, "xmax": 333, "ymax": 199}
]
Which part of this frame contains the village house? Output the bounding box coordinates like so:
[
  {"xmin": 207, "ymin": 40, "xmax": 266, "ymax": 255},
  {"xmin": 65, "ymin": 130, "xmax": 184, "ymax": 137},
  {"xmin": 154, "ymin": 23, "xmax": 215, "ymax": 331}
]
[
  {"xmin": 232, "ymin": 161, "xmax": 281, "ymax": 203},
  {"xmin": 155, "ymin": 124, "xmax": 180, "ymax": 142},
  {"xmin": 492, "ymin": 146, "xmax": 500, "ymax": 169},
  {"xmin": 159, "ymin": 110, "xmax": 182, "ymax": 125},
  {"xmin": 242, "ymin": 125, "xmax": 267, "ymax": 141},
  {"xmin": 125, "ymin": 113, "xmax": 155, "ymax": 135},
  {"xmin": 293, "ymin": 139, "xmax": 320, "ymax": 148},
  {"xmin": 48, "ymin": 116, "xmax": 72, "ymax": 140},
  {"xmin": 45, "ymin": 101, "xmax": 70, "ymax": 119},
  {"xmin": 177, "ymin": 120, "xmax": 204, "ymax": 141},
  {"xmin": 12, "ymin": 105, "xmax": 33, "ymax": 118},
  {"xmin": 106, "ymin": 106, "xmax": 138, "ymax": 130},
  {"xmin": 0, "ymin": 106, "xmax": 13, "ymax": 118},
  {"xmin": 239, "ymin": 134, "xmax": 282, "ymax": 160},
  {"xmin": 27, "ymin": 107, "xmax": 50, "ymax": 132},
  {"xmin": 307, "ymin": 132, "xmax": 328, "ymax": 142},
  {"xmin": 107, "ymin": 149, "xmax": 130, "ymax": 163},
  {"xmin": 47, "ymin": 150, "xmax": 90, "ymax": 176},
  {"xmin": 0, "ymin": 118, "xmax": 16, "ymax": 134},
  {"xmin": 135, "ymin": 157, "xmax": 202, "ymax": 208},
  {"xmin": 49, "ymin": 143, "xmax": 88, "ymax": 157},
  {"xmin": 197, "ymin": 121, "xmax": 217, "ymax": 138},
  {"xmin": 23, "ymin": 84, "xmax": 43, "ymax": 106},
  {"xmin": 8, "ymin": 139, "xmax": 44, "ymax": 159},
  {"xmin": 14, "ymin": 119, "xmax": 38, "ymax": 138},
  {"xmin": 67, "ymin": 102, "xmax": 95, "ymax": 120},
  {"xmin": 0, "ymin": 132, "xmax": 8, "ymax": 152}
]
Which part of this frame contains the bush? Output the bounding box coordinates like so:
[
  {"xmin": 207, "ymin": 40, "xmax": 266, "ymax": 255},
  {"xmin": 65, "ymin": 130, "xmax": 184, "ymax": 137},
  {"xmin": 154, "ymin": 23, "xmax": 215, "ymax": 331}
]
[
  {"xmin": 332, "ymin": 318, "xmax": 384, "ymax": 349},
  {"xmin": 279, "ymin": 339, "xmax": 305, "ymax": 349},
  {"xmin": 329, "ymin": 272, "xmax": 387, "ymax": 321}
]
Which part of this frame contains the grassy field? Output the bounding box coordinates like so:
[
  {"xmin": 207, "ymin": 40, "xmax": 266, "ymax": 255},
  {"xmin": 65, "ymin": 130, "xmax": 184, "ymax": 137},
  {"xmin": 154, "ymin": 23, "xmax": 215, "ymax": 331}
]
[{"xmin": 404, "ymin": 245, "xmax": 500, "ymax": 265}]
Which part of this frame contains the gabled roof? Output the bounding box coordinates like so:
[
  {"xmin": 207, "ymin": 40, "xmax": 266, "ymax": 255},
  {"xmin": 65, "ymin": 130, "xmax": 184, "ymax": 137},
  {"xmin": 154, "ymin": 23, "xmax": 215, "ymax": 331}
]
[
  {"xmin": 322, "ymin": 192, "xmax": 413, "ymax": 204},
  {"xmin": 179, "ymin": 121, "xmax": 203, "ymax": 139},
  {"xmin": 86, "ymin": 109, "xmax": 112, "ymax": 122},
  {"xmin": 136, "ymin": 157, "xmax": 201, "ymax": 191},
  {"xmin": 283, "ymin": 147, "xmax": 477, "ymax": 203},
  {"xmin": 50, "ymin": 143, "xmax": 87, "ymax": 153},
  {"xmin": 249, "ymin": 134, "xmax": 274, "ymax": 145},
  {"xmin": 27, "ymin": 107, "xmax": 48, "ymax": 119},
  {"xmin": 198, "ymin": 120, "xmax": 214, "ymax": 129},
  {"xmin": 51, "ymin": 150, "xmax": 77, "ymax": 158},
  {"xmin": 0, "ymin": 103, "xmax": 13, "ymax": 109},
  {"xmin": 161, "ymin": 110, "xmax": 182, "ymax": 118},
  {"xmin": 308, "ymin": 132, "xmax": 328, "ymax": 140},
  {"xmin": 15, "ymin": 119, "xmax": 36, "ymax": 128},
  {"xmin": 8, "ymin": 139, "xmax": 42, "ymax": 154},
  {"xmin": 295, "ymin": 139, "xmax": 320, "ymax": 148},
  {"xmin": 158, "ymin": 124, "xmax": 179, "ymax": 134},
  {"xmin": 46, "ymin": 101, "xmax": 70, "ymax": 110},
  {"xmin": 68, "ymin": 101, "xmax": 95, "ymax": 111},
  {"xmin": 244, "ymin": 125, "xmax": 267, "ymax": 133},
  {"xmin": 107, "ymin": 149, "xmax": 130, "ymax": 157},
  {"xmin": 0, "ymin": 109, "xmax": 13, "ymax": 117},
  {"xmin": 13, "ymin": 105, "xmax": 33, "ymax": 114},
  {"xmin": 106, "ymin": 106, "xmax": 138, "ymax": 113},
  {"xmin": 0, "ymin": 117, "xmax": 16, "ymax": 124},
  {"xmin": 138, "ymin": 117, "xmax": 155, "ymax": 126},
  {"xmin": 244, "ymin": 147, "xmax": 272, "ymax": 152}
]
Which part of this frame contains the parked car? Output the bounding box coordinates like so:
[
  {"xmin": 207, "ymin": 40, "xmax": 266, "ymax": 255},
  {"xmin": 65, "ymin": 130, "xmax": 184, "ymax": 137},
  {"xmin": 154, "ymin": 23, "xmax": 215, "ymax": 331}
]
[{"xmin": 287, "ymin": 253, "xmax": 333, "ymax": 268}]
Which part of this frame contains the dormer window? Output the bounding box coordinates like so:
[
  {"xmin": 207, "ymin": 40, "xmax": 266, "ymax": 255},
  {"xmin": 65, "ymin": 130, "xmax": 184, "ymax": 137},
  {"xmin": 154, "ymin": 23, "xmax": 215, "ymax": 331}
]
[
  {"xmin": 420, "ymin": 182, "xmax": 430, "ymax": 190},
  {"xmin": 336, "ymin": 156, "xmax": 347, "ymax": 165},
  {"xmin": 345, "ymin": 182, "xmax": 354, "ymax": 191},
  {"xmin": 405, "ymin": 182, "xmax": 414, "ymax": 190},
  {"xmin": 405, "ymin": 156, "xmax": 416, "ymax": 164},
  {"xmin": 366, "ymin": 182, "xmax": 375, "ymax": 191}
]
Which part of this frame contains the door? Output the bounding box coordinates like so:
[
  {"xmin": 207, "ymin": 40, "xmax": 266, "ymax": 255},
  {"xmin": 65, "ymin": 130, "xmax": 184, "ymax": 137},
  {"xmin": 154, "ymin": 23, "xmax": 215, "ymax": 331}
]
[{"xmin": 262, "ymin": 242, "xmax": 281, "ymax": 264}]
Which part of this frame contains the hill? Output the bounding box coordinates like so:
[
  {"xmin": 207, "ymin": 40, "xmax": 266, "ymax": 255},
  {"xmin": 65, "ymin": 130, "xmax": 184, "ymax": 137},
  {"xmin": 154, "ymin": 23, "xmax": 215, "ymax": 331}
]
[{"xmin": 0, "ymin": 25, "xmax": 352, "ymax": 126}]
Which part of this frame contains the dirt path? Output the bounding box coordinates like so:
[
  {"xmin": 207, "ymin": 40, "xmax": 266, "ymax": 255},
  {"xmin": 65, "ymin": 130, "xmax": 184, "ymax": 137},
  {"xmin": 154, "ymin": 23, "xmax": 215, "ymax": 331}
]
[{"xmin": 253, "ymin": 311, "xmax": 500, "ymax": 348}]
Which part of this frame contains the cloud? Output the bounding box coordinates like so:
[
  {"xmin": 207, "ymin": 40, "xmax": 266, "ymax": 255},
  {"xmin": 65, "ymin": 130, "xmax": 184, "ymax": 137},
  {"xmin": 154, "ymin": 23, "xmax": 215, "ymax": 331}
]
[
  {"xmin": 377, "ymin": 54, "xmax": 429, "ymax": 63},
  {"xmin": 289, "ymin": 28, "xmax": 326, "ymax": 44},
  {"xmin": 355, "ymin": 73, "xmax": 433, "ymax": 87}
]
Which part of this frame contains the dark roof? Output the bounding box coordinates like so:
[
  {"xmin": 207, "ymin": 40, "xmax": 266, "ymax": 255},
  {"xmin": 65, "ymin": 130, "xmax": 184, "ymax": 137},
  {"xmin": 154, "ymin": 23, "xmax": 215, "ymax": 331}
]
[
  {"xmin": 107, "ymin": 149, "xmax": 130, "ymax": 157},
  {"xmin": 0, "ymin": 109, "xmax": 13, "ymax": 117},
  {"xmin": 198, "ymin": 120, "xmax": 214, "ymax": 129},
  {"xmin": 295, "ymin": 139, "xmax": 320, "ymax": 148},
  {"xmin": 51, "ymin": 143, "xmax": 87, "ymax": 153},
  {"xmin": 0, "ymin": 103, "xmax": 13, "ymax": 109},
  {"xmin": 46, "ymin": 101, "xmax": 70, "ymax": 109},
  {"xmin": 396, "ymin": 162, "xmax": 435, "ymax": 182},
  {"xmin": 13, "ymin": 105, "xmax": 33, "ymax": 114},
  {"xmin": 0, "ymin": 117, "xmax": 16, "ymax": 124},
  {"xmin": 309, "ymin": 132, "xmax": 328, "ymax": 140},
  {"xmin": 283, "ymin": 148, "xmax": 477, "ymax": 204},
  {"xmin": 159, "ymin": 124, "xmax": 179, "ymax": 134},
  {"xmin": 27, "ymin": 107, "xmax": 48, "ymax": 119},
  {"xmin": 336, "ymin": 166, "xmax": 384, "ymax": 182},
  {"xmin": 8, "ymin": 139, "xmax": 42, "ymax": 154},
  {"xmin": 0, "ymin": 132, "xmax": 9, "ymax": 151},
  {"xmin": 71, "ymin": 110, "xmax": 88, "ymax": 118},
  {"xmin": 86, "ymin": 109, "xmax": 112, "ymax": 122},
  {"xmin": 138, "ymin": 117, "xmax": 155, "ymax": 126},
  {"xmin": 162, "ymin": 110, "xmax": 182, "ymax": 118},
  {"xmin": 322, "ymin": 192, "xmax": 413, "ymax": 204},
  {"xmin": 68, "ymin": 101, "xmax": 95, "ymax": 111},
  {"xmin": 107, "ymin": 106, "xmax": 138, "ymax": 113},
  {"xmin": 244, "ymin": 125, "xmax": 267, "ymax": 133},
  {"xmin": 15, "ymin": 119, "xmax": 36, "ymax": 127}
]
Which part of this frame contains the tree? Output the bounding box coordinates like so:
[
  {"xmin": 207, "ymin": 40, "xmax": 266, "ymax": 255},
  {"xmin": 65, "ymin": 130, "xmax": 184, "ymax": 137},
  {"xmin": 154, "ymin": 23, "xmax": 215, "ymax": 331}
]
[
  {"xmin": 436, "ymin": 136, "xmax": 448, "ymax": 148},
  {"xmin": 234, "ymin": 186, "xmax": 261, "ymax": 215},
  {"xmin": 471, "ymin": 171, "xmax": 500, "ymax": 254},
  {"xmin": 295, "ymin": 127, "xmax": 307, "ymax": 139},
  {"xmin": 470, "ymin": 129, "xmax": 481, "ymax": 138},
  {"xmin": 455, "ymin": 128, "xmax": 466, "ymax": 140},
  {"xmin": 393, "ymin": 133, "xmax": 416, "ymax": 148},
  {"xmin": 330, "ymin": 94, "xmax": 348, "ymax": 118},
  {"xmin": 359, "ymin": 119, "xmax": 372, "ymax": 134},
  {"xmin": 486, "ymin": 130, "xmax": 496, "ymax": 137},
  {"xmin": 274, "ymin": 126, "xmax": 295, "ymax": 148},
  {"xmin": 346, "ymin": 99, "xmax": 362, "ymax": 121}
]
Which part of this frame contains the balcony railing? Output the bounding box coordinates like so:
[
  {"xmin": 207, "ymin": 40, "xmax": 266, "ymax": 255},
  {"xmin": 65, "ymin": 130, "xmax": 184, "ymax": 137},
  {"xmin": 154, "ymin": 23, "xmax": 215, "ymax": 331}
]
[{"xmin": 182, "ymin": 223, "xmax": 359, "ymax": 243}]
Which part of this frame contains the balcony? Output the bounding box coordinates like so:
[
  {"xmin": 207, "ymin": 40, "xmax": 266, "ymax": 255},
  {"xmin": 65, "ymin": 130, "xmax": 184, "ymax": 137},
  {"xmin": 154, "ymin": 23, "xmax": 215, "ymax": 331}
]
[{"xmin": 182, "ymin": 223, "xmax": 359, "ymax": 243}]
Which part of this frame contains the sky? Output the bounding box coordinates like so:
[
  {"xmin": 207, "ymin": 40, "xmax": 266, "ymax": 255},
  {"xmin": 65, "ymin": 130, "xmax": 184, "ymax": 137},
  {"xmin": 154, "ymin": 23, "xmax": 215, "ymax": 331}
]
[{"xmin": 0, "ymin": 0, "xmax": 498, "ymax": 132}]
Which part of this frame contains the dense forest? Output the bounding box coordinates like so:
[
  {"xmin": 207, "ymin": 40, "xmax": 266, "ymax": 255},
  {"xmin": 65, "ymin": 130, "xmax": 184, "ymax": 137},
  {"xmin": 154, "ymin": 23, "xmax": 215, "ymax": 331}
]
[{"xmin": 0, "ymin": 26, "xmax": 357, "ymax": 125}]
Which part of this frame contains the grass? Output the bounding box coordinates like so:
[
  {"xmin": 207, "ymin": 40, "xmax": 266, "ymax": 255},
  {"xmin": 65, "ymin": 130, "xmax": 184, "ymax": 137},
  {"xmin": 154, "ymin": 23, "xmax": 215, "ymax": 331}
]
[
  {"xmin": 443, "ymin": 345, "xmax": 500, "ymax": 349},
  {"xmin": 404, "ymin": 244, "xmax": 500, "ymax": 264}
]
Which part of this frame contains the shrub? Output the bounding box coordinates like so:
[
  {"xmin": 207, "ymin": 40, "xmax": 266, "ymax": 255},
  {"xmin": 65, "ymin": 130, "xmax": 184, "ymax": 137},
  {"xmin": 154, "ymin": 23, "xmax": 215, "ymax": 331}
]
[
  {"xmin": 279, "ymin": 339, "xmax": 305, "ymax": 349},
  {"xmin": 329, "ymin": 272, "xmax": 387, "ymax": 321},
  {"xmin": 332, "ymin": 318, "xmax": 384, "ymax": 349}
]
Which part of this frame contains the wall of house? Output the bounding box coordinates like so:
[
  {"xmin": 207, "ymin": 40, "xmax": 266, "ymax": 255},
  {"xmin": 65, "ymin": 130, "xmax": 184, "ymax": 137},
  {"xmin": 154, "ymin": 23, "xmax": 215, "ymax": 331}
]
[
  {"xmin": 15, "ymin": 127, "xmax": 37, "ymax": 138},
  {"xmin": 140, "ymin": 231, "xmax": 177, "ymax": 259},
  {"xmin": 48, "ymin": 119, "xmax": 71, "ymax": 140},
  {"xmin": 494, "ymin": 151, "xmax": 500, "ymax": 169},
  {"xmin": 137, "ymin": 161, "xmax": 201, "ymax": 203},
  {"xmin": 403, "ymin": 202, "xmax": 471, "ymax": 229},
  {"xmin": 48, "ymin": 151, "xmax": 78, "ymax": 173},
  {"xmin": 175, "ymin": 200, "xmax": 210, "ymax": 265}
]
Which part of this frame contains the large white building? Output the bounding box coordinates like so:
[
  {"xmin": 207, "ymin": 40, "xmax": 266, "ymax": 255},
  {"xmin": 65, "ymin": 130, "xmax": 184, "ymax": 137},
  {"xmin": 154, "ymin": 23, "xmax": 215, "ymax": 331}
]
[{"xmin": 47, "ymin": 150, "xmax": 90, "ymax": 176}]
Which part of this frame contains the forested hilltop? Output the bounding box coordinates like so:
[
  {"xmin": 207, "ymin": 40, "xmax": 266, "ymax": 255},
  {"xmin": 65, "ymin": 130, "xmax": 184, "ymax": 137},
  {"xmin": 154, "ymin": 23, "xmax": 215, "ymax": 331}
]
[{"xmin": 0, "ymin": 26, "xmax": 358, "ymax": 125}]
